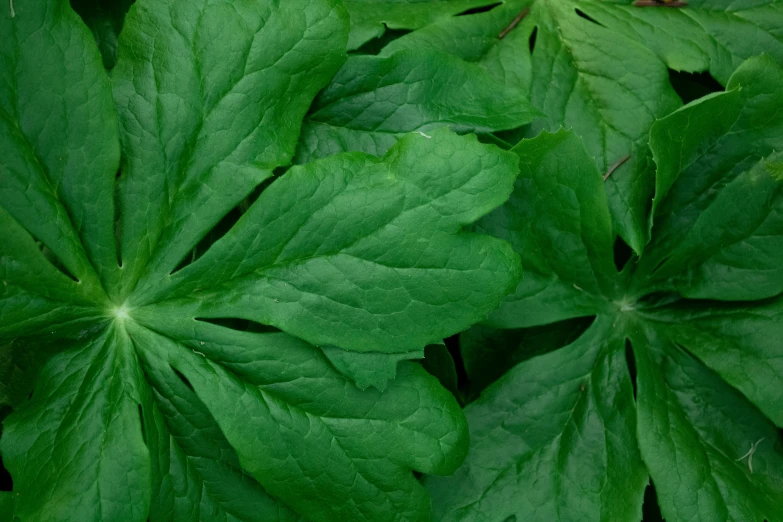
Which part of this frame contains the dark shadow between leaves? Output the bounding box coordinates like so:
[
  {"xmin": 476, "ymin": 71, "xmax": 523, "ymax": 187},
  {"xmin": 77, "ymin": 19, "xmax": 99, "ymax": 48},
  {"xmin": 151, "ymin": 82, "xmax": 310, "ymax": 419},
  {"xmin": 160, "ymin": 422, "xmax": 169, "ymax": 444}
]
[
  {"xmin": 529, "ymin": 26, "xmax": 538, "ymax": 53},
  {"xmin": 169, "ymin": 178, "xmax": 271, "ymax": 275},
  {"xmin": 613, "ymin": 236, "xmax": 634, "ymax": 272},
  {"xmin": 462, "ymin": 316, "xmax": 595, "ymax": 401},
  {"xmin": 456, "ymin": 2, "xmax": 502, "ymax": 16},
  {"xmin": 37, "ymin": 243, "xmax": 79, "ymax": 283},
  {"xmin": 642, "ymin": 481, "xmax": 665, "ymax": 522},
  {"xmin": 194, "ymin": 317, "xmax": 280, "ymax": 334},
  {"xmin": 625, "ymin": 339, "xmax": 637, "ymax": 399},
  {"xmin": 137, "ymin": 404, "xmax": 147, "ymax": 446},
  {"xmin": 171, "ymin": 366, "xmax": 195, "ymax": 392},
  {"xmin": 668, "ymin": 69, "xmax": 724, "ymax": 104},
  {"xmin": 352, "ymin": 28, "xmax": 412, "ymax": 56},
  {"xmin": 574, "ymin": 8, "xmax": 605, "ymax": 26}
]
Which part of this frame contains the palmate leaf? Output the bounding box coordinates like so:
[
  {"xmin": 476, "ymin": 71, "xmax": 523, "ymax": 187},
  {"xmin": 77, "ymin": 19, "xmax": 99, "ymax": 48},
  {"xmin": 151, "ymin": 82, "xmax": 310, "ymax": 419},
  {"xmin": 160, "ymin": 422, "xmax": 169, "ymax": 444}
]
[
  {"xmin": 0, "ymin": 1, "xmax": 523, "ymax": 521},
  {"xmin": 427, "ymin": 56, "xmax": 783, "ymax": 521}
]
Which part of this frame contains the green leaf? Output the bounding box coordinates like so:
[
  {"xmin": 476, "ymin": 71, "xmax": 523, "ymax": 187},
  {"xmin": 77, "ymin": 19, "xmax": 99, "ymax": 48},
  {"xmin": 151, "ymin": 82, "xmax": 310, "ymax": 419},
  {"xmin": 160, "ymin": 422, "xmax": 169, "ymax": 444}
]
[
  {"xmin": 128, "ymin": 320, "xmax": 467, "ymax": 522},
  {"xmin": 138, "ymin": 330, "xmax": 301, "ymax": 522},
  {"xmin": 0, "ymin": 1, "xmax": 522, "ymax": 520},
  {"xmin": 294, "ymin": 48, "xmax": 541, "ymax": 163},
  {"xmin": 2, "ymin": 327, "xmax": 152, "ymax": 522},
  {"xmin": 638, "ymin": 55, "xmax": 783, "ymax": 300},
  {"xmin": 460, "ymin": 316, "xmax": 592, "ymax": 399},
  {"xmin": 422, "ymin": 344, "xmax": 461, "ymax": 402},
  {"xmin": 437, "ymin": 55, "xmax": 783, "ymax": 519},
  {"xmin": 0, "ymin": 492, "xmax": 14, "ymax": 522},
  {"xmin": 580, "ymin": 0, "xmax": 783, "ymax": 85},
  {"xmin": 70, "ymin": 0, "xmax": 134, "ymax": 69},
  {"xmin": 641, "ymin": 297, "xmax": 783, "ymax": 429},
  {"xmin": 478, "ymin": 130, "xmax": 618, "ymax": 329},
  {"xmin": 110, "ymin": 0, "xmax": 349, "ymax": 300},
  {"xmin": 631, "ymin": 323, "xmax": 783, "ymax": 522},
  {"xmin": 426, "ymin": 316, "xmax": 648, "ymax": 521},
  {"xmin": 321, "ymin": 345, "xmax": 422, "ymax": 391},
  {"xmin": 133, "ymin": 128, "xmax": 521, "ymax": 356},
  {"xmin": 343, "ymin": 0, "xmax": 504, "ymax": 50},
  {"xmin": 383, "ymin": 0, "xmax": 683, "ymax": 252}
]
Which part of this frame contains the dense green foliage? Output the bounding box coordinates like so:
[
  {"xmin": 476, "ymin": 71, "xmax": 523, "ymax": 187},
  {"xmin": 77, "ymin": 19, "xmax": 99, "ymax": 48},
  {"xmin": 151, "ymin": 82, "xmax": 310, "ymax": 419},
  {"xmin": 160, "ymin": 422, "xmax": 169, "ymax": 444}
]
[{"xmin": 1, "ymin": 0, "xmax": 782, "ymax": 521}]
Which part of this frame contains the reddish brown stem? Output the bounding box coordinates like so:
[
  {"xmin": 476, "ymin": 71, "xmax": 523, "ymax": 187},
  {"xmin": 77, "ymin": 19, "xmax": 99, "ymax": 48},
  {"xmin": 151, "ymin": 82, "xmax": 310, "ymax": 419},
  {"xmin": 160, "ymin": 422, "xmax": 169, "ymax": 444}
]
[
  {"xmin": 604, "ymin": 155, "xmax": 631, "ymax": 181},
  {"xmin": 498, "ymin": 7, "xmax": 530, "ymax": 39}
]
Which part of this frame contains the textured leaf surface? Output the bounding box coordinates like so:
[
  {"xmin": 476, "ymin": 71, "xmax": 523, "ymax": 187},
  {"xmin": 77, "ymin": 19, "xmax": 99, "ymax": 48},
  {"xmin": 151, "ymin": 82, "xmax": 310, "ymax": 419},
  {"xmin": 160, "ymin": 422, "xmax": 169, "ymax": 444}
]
[
  {"xmin": 434, "ymin": 59, "xmax": 783, "ymax": 520},
  {"xmin": 632, "ymin": 323, "xmax": 783, "ymax": 522},
  {"xmin": 0, "ymin": 0, "xmax": 524, "ymax": 520},
  {"xmin": 384, "ymin": 0, "xmax": 682, "ymax": 252},
  {"xmin": 134, "ymin": 129, "xmax": 521, "ymax": 356},
  {"xmin": 477, "ymin": 130, "xmax": 618, "ymax": 329},
  {"xmin": 639, "ymin": 55, "xmax": 783, "ymax": 300},
  {"xmin": 427, "ymin": 317, "xmax": 647, "ymax": 522},
  {"xmin": 294, "ymin": 48, "xmax": 540, "ymax": 163},
  {"xmin": 583, "ymin": 0, "xmax": 783, "ymax": 85}
]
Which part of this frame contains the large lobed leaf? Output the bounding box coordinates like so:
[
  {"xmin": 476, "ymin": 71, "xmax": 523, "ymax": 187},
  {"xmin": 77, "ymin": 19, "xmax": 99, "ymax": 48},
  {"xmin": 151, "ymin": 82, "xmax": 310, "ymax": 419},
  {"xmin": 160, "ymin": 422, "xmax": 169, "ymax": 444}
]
[
  {"xmin": 428, "ymin": 56, "xmax": 783, "ymax": 521},
  {"xmin": 0, "ymin": 1, "xmax": 523, "ymax": 521}
]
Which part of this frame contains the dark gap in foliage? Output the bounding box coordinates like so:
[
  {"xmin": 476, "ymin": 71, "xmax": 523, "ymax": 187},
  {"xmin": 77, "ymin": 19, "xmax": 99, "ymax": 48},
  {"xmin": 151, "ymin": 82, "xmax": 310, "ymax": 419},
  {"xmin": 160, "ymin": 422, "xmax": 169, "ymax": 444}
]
[
  {"xmin": 171, "ymin": 366, "xmax": 195, "ymax": 392},
  {"xmin": 528, "ymin": 26, "xmax": 538, "ymax": 53},
  {"xmin": 625, "ymin": 339, "xmax": 637, "ymax": 399},
  {"xmin": 642, "ymin": 481, "xmax": 665, "ymax": 522},
  {"xmin": 502, "ymin": 516, "xmax": 517, "ymax": 522},
  {"xmin": 457, "ymin": 2, "xmax": 502, "ymax": 16},
  {"xmin": 137, "ymin": 404, "xmax": 147, "ymax": 446},
  {"xmin": 477, "ymin": 132, "xmax": 514, "ymax": 150},
  {"xmin": 352, "ymin": 28, "xmax": 413, "ymax": 56},
  {"xmin": 114, "ymin": 170, "xmax": 123, "ymax": 267},
  {"xmin": 36, "ymin": 242, "xmax": 79, "ymax": 282},
  {"xmin": 70, "ymin": 0, "xmax": 136, "ymax": 69},
  {"xmin": 668, "ymin": 69, "xmax": 724, "ymax": 104},
  {"xmin": 170, "ymin": 178, "xmax": 271, "ymax": 275},
  {"xmin": 574, "ymin": 8, "xmax": 604, "ymax": 26},
  {"xmin": 463, "ymin": 316, "xmax": 595, "ymax": 401},
  {"xmin": 444, "ymin": 334, "xmax": 469, "ymax": 396},
  {"xmin": 493, "ymin": 124, "xmax": 532, "ymax": 148},
  {"xmin": 0, "ymin": 456, "xmax": 12, "ymax": 492},
  {"xmin": 195, "ymin": 317, "xmax": 280, "ymax": 334},
  {"xmin": 613, "ymin": 236, "xmax": 634, "ymax": 272},
  {"xmin": 0, "ymin": 407, "xmax": 12, "ymax": 492}
]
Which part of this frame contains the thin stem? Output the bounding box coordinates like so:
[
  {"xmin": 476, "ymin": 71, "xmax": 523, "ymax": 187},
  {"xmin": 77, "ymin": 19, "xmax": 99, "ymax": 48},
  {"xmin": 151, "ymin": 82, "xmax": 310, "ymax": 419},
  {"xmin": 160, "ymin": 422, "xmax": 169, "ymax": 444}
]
[
  {"xmin": 604, "ymin": 155, "xmax": 631, "ymax": 181},
  {"xmin": 498, "ymin": 7, "xmax": 530, "ymax": 39}
]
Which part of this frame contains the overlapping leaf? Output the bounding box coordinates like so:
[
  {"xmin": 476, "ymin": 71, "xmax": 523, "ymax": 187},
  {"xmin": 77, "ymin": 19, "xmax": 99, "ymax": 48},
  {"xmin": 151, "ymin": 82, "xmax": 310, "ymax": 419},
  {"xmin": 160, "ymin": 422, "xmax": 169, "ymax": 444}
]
[
  {"xmin": 294, "ymin": 48, "xmax": 540, "ymax": 164},
  {"xmin": 428, "ymin": 56, "xmax": 783, "ymax": 521},
  {"xmin": 381, "ymin": 0, "xmax": 682, "ymax": 252},
  {"xmin": 0, "ymin": 1, "xmax": 524, "ymax": 521},
  {"xmin": 342, "ymin": 0, "xmax": 503, "ymax": 50}
]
